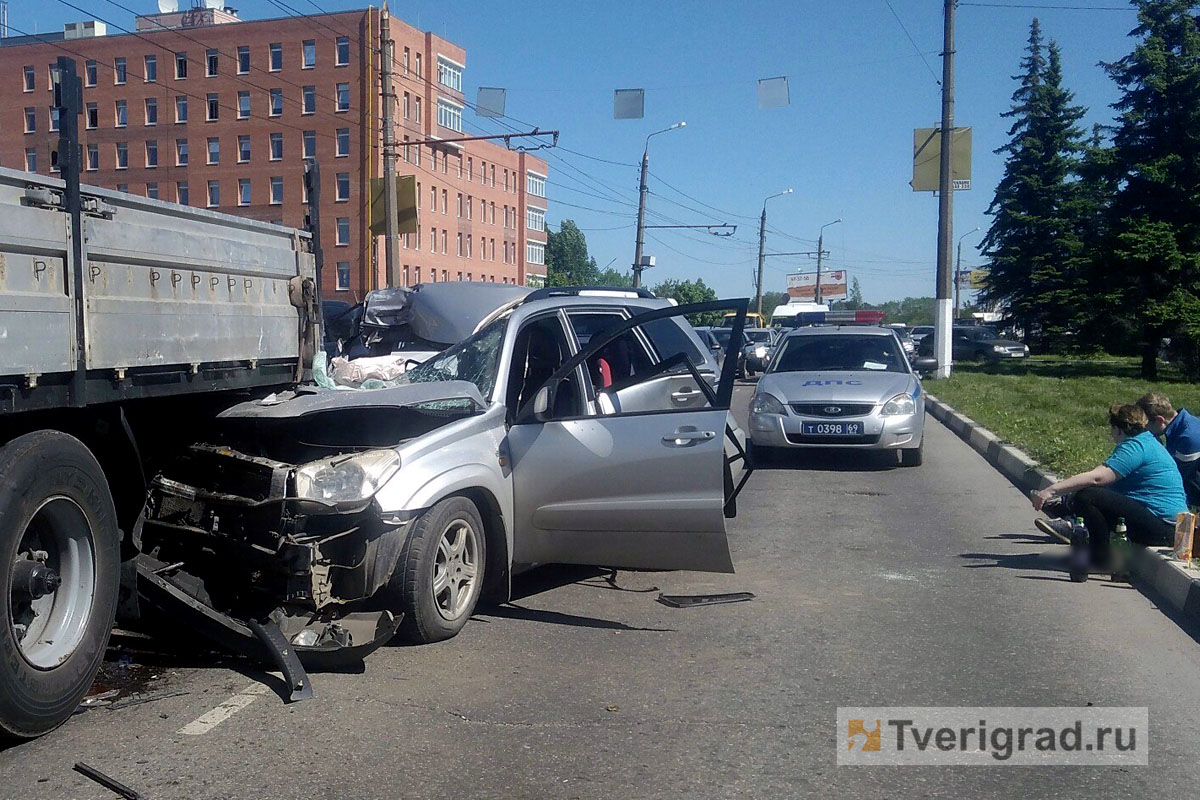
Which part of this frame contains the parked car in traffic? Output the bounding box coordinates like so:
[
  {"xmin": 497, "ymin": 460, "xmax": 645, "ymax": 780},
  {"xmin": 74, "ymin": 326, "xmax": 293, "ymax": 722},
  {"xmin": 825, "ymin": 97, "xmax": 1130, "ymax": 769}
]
[
  {"xmin": 742, "ymin": 328, "xmax": 778, "ymax": 376},
  {"xmin": 748, "ymin": 326, "xmax": 926, "ymax": 466},
  {"xmin": 697, "ymin": 326, "xmax": 749, "ymax": 378},
  {"xmin": 910, "ymin": 325, "xmax": 934, "ymax": 345},
  {"xmin": 915, "ymin": 325, "xmax": 1029, "ymax": 362}
]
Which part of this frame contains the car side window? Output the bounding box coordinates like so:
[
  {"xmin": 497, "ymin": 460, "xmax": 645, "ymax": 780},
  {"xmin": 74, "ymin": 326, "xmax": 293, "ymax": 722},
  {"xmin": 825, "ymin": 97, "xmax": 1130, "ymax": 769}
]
[
  {"xmin": 506, "ymin": 315, "xmax": 584, "ymax": 422},
  {"xmin": 567, "ymin": 312, "xmax": 654, "ymax": 392}
]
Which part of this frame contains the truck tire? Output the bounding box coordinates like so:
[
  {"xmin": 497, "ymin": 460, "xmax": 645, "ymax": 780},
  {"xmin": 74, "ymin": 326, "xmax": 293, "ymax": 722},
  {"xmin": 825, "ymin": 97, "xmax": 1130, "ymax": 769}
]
[
  {"xmin": 389, "ymin": 496, "xmax": 486, "ymax": 645},
  {"xmin": 0, "ymin": 431, "xmax": 120, "ymax": 740}
]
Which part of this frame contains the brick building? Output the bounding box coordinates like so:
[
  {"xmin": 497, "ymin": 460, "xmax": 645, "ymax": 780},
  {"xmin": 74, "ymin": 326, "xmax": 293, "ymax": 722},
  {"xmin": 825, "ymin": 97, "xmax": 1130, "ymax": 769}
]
[{"xmin": 0, "ymin": 6, "xmax": 548, "ymax": 298}]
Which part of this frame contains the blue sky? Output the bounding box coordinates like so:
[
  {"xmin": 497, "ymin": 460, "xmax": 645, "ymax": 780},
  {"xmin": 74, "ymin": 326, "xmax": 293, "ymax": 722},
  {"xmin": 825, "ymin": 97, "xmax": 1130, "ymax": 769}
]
[{"xmin": 11, "ymin": 0, "xmax": 1142, "ymax": 303}]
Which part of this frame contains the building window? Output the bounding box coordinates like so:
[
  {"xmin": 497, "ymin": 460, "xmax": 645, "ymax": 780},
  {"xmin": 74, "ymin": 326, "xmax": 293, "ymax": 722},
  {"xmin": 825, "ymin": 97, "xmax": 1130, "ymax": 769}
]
[
  {"xmin": 145, "ymin": 140, "xmax": 158, "ymax": 168},
  {"xmin": 114, "ymin": 100, "xmax": 127, "ymax": 128},
  {"xmin": 207, "ymin": 137, "xmax": 219, "ymax": 165},
  {"xmin": 336, "ymin": 37, "xmax": 350, "ymax": 66},
  {"xmin": 270, "ymin": 176, "xmax": 283, "ymax": 204},
  {"xmin": 115, "ymin": 142, "xmax": 128, "ymax": 170},
  {"xmin": 177, "ymin": 181, "xmax": 189, "ymax": 205},
  {"xmin": 24, "ymin": 148, "xmax": 37, "ymax": 172},
  {"xmin": 236, "ymin": 91, "xmax": 250, "ymax": 119},
  {"xmin": 335, "ymin": 173, "xmax": 349, "ymax": 202},
  {"xmin": 272, "ymin": 132, "xmax": 285, "ymax": 161},
  {"xmin": 457, "ymin": 193, "xmax": 463, "ymax": 218},
  {"xmin": 414, "ymin": 96, "xmax": 422, "ymax": 125},
  {"xmin": 456, "ymin": 232, "xmax": 463, "ymax": 257},
  {"xmin": 116, "ymin": 184, "xmax": 128, "ymax": 193},
  {"xmin": 206, "ymin": 93, "xmax": 219, "ymax": 121},
  {"xmin": 206, "ymin": 49, "xmax": 218, "ymax": 77},
  {"xmin": 145, "ymin": 97, "xmax": 158, "ymax": 125},
  {"xmin": 176, "ymin": 138, "xmax": 188, "ymax": 166},
  {"xmin": 466, "ymin": 234, "xmax": 473, "ymax": 259},
  {"xmin": 403, "ymin": 92, "xmax": 410, "ymax": 120},
  {"xmin": 237, "ymin": 45, "xmax": 250, "ymax": 74},
  {"xmin": 336, "ymin": 83, "xmax": 350, "ymax": 112},
  {"xmin": 175, "ymin": 52, "xmax": 187, "ymax": 79},
  {"xmin": 437, "ymin": 99, "xmax": 463, "ymax": 132},
  {"xmin": 237, "ymin": 178, "xmax": 251, "ymax": 206},
  {"xmin": 237, "ymin": 134, "xmax": 250, "ymax": 163},
  {"xmin": 527, "ymin": 241, "xmax": 545, "ymax": 265},
  {"xmin": 302, "ymin": 86, "xmax": 316, "ymax": 114},
  {"xmin": 402, "ymin": 47, "xmax": 410, "ymax": 74},
  {"xmin": 302, "ymin": 40, "xmax": 316, "ymax": 69},
  {"xmin": 441, "ymin": 230, "xmax": 447, "ymax": 254},
  {"xmin": 336, "ymin": 218, "xmax": 350, "ymax": 246},
  {"xmin": 415, "ymin": 53, "xmax": 422, "ymax": 77},
  {"xmin": 207, "ymin": 180, "xmax": 220, "ymax": 208},
  {"xmin": 23, "ymin": 65, "xmax": 35, "ymax": 92},
  {"xmin": 86, "ymin": 103, "xmax": 98, "ymax": 129},
  {"xmin": 85, "ymin": 60, "xmax": 97, "ymax": 86},
  {"xmin": 144, "ymin": 55, "xmax": 157, "ymax": 83},
  {"xmin": 269, "ymin": 43, "xmax": 282, "ymax": 71},
  {"xmin": 527, "ymin": 206, "xmax": 545, "ymax": 232},
  {"xmin": 86, "ymin": 144, "xmax": 98, "ymax": 171},
  {"xmin": 175, "ymin": 95, "xmax": 188, "ymax": 123},
  {"xmin": 336, "ymin": 262, "xmax": 350, "ymax": 290},
  {"xmin": 527, "ymin": 171, "xmax": 546, "ymax": 198},
  {"xmin": 436, "ymin": 56, "xmax": 463, "ymax": 91},
  {"xmin": 441, "ymin": 188, "xmax": 448, "ymax": 214},
  {"xmin": 114, "ymin": 57, "xmax": 127, "ymax": 84},
  {"xmin": 466, "ymin": 196, "xmax": 472, "ymax": 220},
  {"xmin": 146, "ymin": 182, "xmax": 159, "ymax": 199},
  {"xmin": 268, "ymin": 88, "xmax": 283, "ymax": 117},
  {"xmin": 429, "ymin": 228, "xmax": 435, "ymax": 253},
  {"xmin": 336, "ymin": 128, "xmax": 349, "ymax": 157}
]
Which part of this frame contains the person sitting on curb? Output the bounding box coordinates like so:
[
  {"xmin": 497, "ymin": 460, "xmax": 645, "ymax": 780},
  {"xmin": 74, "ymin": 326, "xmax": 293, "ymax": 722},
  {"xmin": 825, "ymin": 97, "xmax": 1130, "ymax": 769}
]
[
  {"xmin": 1031, "ymin": 403, "xmax": 1187, "ymax": 568},
  {"xmin": 1136, "ymin": 392, "xmax": 1200, "ymax": 508}
]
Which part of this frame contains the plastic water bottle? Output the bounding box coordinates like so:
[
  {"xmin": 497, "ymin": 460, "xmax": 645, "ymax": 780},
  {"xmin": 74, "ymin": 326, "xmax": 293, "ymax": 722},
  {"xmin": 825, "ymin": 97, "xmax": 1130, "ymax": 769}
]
[
  {"xmin": 1111, "ymin": 517, "xmax": 1131, "ymax": 582},
  {"xmin": 1069, "ymin": 516, "xmax": 1090, "ymax": 583}
]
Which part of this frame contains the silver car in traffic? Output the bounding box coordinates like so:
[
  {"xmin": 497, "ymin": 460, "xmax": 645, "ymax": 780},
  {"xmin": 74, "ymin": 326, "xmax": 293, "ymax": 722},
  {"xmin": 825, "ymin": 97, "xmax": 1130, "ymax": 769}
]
[{"xmin": 748, "ymin": 326, "xmax": 925, "ymax": 466}]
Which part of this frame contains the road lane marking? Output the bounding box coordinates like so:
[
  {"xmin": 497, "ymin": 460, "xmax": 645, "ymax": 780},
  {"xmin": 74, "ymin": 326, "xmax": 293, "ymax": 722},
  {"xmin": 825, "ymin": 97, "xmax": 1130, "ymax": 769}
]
[{"xmin": 178, "ymin": 682, "xmax": 270, "ymax": 736}]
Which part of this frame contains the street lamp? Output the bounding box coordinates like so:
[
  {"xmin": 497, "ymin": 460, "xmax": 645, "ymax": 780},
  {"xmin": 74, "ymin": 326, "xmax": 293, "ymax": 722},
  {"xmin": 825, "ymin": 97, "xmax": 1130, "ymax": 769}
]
[
  {"xmin": 754, "ymin": 188, "xmax": 793, "ymax": 316},
  {"xmin": 814, "ymin": 218, "xmax": 842, "ymax": 305},
  {"xmin": 632, "ymin": 121, "xmax": 686, "ymax": 288},
  {"xmin": 954, "ymin": 226, "xmax": 981, "ymax": 320}
]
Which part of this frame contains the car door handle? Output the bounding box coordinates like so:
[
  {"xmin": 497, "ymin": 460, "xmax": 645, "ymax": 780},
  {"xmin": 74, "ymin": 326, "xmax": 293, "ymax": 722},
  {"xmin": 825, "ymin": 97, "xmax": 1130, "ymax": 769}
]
[
  {"xmin": 671, "ymin": 387, "xmax": 699, "ymax": 403},
  {"xmin": 662, "ymin": 429, "xmax": 716, "ymax": 446}
]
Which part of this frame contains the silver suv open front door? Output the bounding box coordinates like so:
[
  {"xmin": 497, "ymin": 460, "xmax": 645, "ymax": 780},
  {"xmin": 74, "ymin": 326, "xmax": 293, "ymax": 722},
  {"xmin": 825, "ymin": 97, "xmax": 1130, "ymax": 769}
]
[{"xmin": 505, "ymin": 300, "xmax": 747, "ymax": 573}]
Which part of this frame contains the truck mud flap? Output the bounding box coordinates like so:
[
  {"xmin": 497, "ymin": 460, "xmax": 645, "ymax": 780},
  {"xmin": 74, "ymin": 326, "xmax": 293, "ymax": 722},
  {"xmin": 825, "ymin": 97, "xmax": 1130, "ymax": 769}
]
[{"xmin": 135, "ymin": 556, "xmax": 399, "ymax": 674}]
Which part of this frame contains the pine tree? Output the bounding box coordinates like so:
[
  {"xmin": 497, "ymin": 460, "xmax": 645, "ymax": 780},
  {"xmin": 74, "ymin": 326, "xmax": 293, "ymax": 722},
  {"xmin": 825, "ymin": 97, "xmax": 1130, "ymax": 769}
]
[
  {"xmin": 980, "ymin": 20, "xmax": 1089, "ymax": 351},
  {"xmin": 545, "ymin": 220, "xmax": 600, "ymax": 286},
  {"xmin": 1102, "ymin": 0, "xmax": 1200, "ymax": 378}
]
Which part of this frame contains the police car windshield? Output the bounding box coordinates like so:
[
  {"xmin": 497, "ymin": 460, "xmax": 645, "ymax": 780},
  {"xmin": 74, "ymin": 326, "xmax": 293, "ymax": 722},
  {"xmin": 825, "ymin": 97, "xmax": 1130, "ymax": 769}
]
[{"xmin": 771, "ymin": 334, "xmax": 906, "ymax": 374}]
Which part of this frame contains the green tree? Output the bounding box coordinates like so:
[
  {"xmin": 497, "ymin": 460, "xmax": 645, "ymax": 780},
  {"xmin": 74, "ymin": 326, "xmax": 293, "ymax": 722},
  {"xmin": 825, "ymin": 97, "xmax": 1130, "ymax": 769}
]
[
  {"xmin": 651, "ymin": 277, "xmax": 722, "ymax": 326},
  {"xmin": 979, "ymin": 19, "xmax": 1089, "ymax": 352},
  {"xmin": 761, "ymin": 291, "xmax": 791, "ymax": 320},
  {"xmin": 545, "ymin": 220, "xmax": 599, "ymax": 286},
  {"xmin": 1101, "ymin": 0, "xmax": 1200, "ymax": 378},
  {"xmin": 836, "ymin": 277, "xmax": 865, "ymax": 310}
]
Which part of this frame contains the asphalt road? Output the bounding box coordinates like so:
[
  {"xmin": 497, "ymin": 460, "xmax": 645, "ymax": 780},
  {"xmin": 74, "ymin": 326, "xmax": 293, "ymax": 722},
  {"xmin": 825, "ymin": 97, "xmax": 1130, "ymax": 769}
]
[{"xmin": 5, "ymin": 382, "xmax": 1200, "ymax": 798}]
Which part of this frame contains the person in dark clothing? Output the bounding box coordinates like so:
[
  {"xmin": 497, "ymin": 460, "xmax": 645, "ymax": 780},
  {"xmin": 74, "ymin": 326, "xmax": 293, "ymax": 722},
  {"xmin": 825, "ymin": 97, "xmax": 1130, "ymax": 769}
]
[{"xmin": 1032, "ymin": 404, "xmax": 1188, "ymax": 567}]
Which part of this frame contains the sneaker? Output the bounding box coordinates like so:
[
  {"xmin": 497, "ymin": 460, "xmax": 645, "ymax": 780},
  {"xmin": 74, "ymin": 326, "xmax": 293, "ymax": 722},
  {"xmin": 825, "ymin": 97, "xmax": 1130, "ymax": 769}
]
[
  {"xmin": 1041, "ymin": 497, "xmax": 1069, "ymax": 519},
  {"xmin": 1036, "ymin": 517, "xmax": 1073, "ymax": 544}
]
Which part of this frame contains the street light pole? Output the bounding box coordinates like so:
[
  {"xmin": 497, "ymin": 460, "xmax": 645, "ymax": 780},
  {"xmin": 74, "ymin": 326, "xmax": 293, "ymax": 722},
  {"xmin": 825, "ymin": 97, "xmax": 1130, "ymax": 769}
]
[
  {"xmin": 755, "ymin": 188, "xmax": 792, "ymax": 316},
  {"xmin": 954, "ymin": 226, "xmax": 979, "ymax": 320},
  {"xmin": 933, "ymin": 0, "xmax": 957, "ymax": 379},
  {"xmin": 632, "ymin": 121, "xmax": 685, "ymax": 288},
  {"xmin": 814, "ymin": 218, "xmax": 842, "ymax": 305}
]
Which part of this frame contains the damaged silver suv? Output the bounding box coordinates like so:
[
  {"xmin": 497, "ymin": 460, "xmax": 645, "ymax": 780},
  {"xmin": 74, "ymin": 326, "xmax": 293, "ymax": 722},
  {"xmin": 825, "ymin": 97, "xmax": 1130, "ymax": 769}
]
[{"xmin": 136, "ymin": 287, "xmax": 751, "ymax": 668}]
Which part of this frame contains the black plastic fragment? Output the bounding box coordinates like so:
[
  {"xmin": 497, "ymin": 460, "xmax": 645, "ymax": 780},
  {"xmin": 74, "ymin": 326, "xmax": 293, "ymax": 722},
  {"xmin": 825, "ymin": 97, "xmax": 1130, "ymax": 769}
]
[
  {"xmin": 656, "ymin": 591, "xmax": 756, "ymax": 608},
  {"xmin": 248, "ymin": 619, "xmax": 315, "ymax": 702},
  {"xmin": 73, "ymin": 762, "xmax": 144, "ymax": 800}
]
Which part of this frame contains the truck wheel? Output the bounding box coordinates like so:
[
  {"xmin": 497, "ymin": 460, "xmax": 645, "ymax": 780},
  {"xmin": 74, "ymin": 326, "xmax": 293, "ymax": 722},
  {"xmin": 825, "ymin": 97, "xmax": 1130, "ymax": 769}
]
[
  {"xmin": 0, "ymin": 431, "xmax": 120, "ymax": 740},
  {"xmin": 390, "ymin": 497, "xmax": 486, "ymax": 644}
]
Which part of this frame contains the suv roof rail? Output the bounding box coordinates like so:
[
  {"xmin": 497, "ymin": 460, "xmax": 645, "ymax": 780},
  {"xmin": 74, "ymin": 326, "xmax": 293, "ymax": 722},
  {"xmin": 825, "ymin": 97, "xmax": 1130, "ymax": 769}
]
[{"xmin": 525, "ymin": 285, "xmax": 657, "ymax": 301}]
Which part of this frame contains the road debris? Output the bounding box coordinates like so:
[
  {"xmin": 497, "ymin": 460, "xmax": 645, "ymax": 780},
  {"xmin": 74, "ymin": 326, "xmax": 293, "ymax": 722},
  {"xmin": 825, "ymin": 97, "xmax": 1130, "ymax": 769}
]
[
  {"xmin": 73, "ymin": 762, "xmax": 145, "ymax": 800},
  {"xmin": 656, "ymin": 591, "xmax": 756, "ymax": 608}
]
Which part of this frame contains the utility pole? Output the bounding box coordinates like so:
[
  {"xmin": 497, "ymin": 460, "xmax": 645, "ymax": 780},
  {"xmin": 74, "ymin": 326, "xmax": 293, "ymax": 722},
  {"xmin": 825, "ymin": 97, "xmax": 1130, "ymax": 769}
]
[
  {"xmin": 954, "ymin": 226, "xmax": 979, "ymax": 320},
  {"xmin": 633, "ymin": 150, "xmax": 650, "ymax": 288},
  {"xmin": 379, "ymin": 13, "xmax": 400, "ymax": 287},
  {"xmin": 755, "ymin": 188, "xmax": 792, "ymax": 315},
  {"xmin": 814, "ymin": 218, "xmax": 841, "ymax": 305},
  {"xmin": 933, "ymin": 0, "xmax": 956, "ymax": 379}
]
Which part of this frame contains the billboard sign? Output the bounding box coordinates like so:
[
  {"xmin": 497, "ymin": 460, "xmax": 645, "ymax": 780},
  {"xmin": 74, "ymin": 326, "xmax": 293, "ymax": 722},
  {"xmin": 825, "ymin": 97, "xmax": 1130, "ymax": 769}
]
[
  {"xmin": 912, "ymin": 127, "xmax": 972, "ymax": 192},
  {"xmin": 787, "ymin": 270, "xmax": 848, "ymax": 302}
]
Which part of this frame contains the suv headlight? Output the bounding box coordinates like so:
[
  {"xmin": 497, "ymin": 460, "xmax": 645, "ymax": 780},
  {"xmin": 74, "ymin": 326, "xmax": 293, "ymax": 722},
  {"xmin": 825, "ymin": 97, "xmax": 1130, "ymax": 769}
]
[
  {"xmin": 293, "ymin": 450, "xmax": 401, "ymax": 502},
  {"xmin": 993, "ymin": 344, "xmax": 1007, "ymax": 353},
  {"xmin": 751, "ymin": 392, "xmax": 786, "ymax": 415},
  {"xmin": 881, "ymin": 393, "xmax": 916, "ymax": 416}
]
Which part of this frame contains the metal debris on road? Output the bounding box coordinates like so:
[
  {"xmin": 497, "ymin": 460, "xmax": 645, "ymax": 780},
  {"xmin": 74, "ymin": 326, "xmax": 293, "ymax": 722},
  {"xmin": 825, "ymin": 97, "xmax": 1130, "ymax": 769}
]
[
  {"xmin": 656, "ymin": 591, "xmax": 756, "ymax": 608},
  {"xmin": 72, "ymin": 762, "xmax": 145, "ymax": 800}
]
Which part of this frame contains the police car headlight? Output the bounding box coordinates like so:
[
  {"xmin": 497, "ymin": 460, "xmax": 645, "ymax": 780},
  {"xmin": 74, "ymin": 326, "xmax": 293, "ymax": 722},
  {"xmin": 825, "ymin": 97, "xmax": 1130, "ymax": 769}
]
[
  {"xmin": 751, "ymin": 392, "xmax": 786, "ymax": 416},
  {"xmin": 881, "ymin": 393, "xmax": 915, "ymax": 416},
  {"xmin": 293, "ymin": 450, "xmax": 401, "ymax": 502}
]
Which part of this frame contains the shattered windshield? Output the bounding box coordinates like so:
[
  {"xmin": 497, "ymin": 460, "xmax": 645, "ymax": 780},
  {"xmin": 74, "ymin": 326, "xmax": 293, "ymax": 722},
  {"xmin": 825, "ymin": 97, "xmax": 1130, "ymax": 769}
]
[{"xmin": 400, "ymin": 317, "xmax": 506, "ymax": 399}]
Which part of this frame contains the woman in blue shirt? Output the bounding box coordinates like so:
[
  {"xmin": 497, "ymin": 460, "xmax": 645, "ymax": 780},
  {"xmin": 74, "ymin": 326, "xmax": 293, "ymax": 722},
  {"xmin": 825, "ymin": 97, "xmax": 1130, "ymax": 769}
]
[{"xmin": 1032, "ymin": 403, "xmax": 1188, "ymax": 567}]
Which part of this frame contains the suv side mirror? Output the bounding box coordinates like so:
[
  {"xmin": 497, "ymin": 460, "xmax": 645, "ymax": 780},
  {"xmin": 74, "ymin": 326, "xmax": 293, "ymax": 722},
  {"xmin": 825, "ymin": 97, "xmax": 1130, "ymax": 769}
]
[{"xmin": 912, "ymin": 357, "xmax": 937, "ymax": 375}]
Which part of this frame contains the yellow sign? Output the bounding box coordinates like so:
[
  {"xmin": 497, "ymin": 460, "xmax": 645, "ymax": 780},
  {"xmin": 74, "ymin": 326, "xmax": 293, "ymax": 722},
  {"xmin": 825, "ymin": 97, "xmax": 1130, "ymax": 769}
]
[
  {"xmin": 847, "ymin": 719, "xmax": 882, "ymax": 752},
  {"xmin": 912, "ymin": 127, "xmax": 972, "ymax": 192},
  {"xmin": 969, "ymin": 269, "xmax": 989, "ymax": 290},
  {"xmin": 369, "ymin": 175, "xmax": 419, "ymax": 235}
]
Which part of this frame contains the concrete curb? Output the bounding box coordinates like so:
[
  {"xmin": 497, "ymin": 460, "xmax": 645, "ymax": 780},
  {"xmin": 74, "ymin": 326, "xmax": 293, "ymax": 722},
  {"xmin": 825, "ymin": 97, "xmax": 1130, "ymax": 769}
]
[{"xmin": 925, "ymin": 391, "xmax": 1200, "ymax": 628}]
